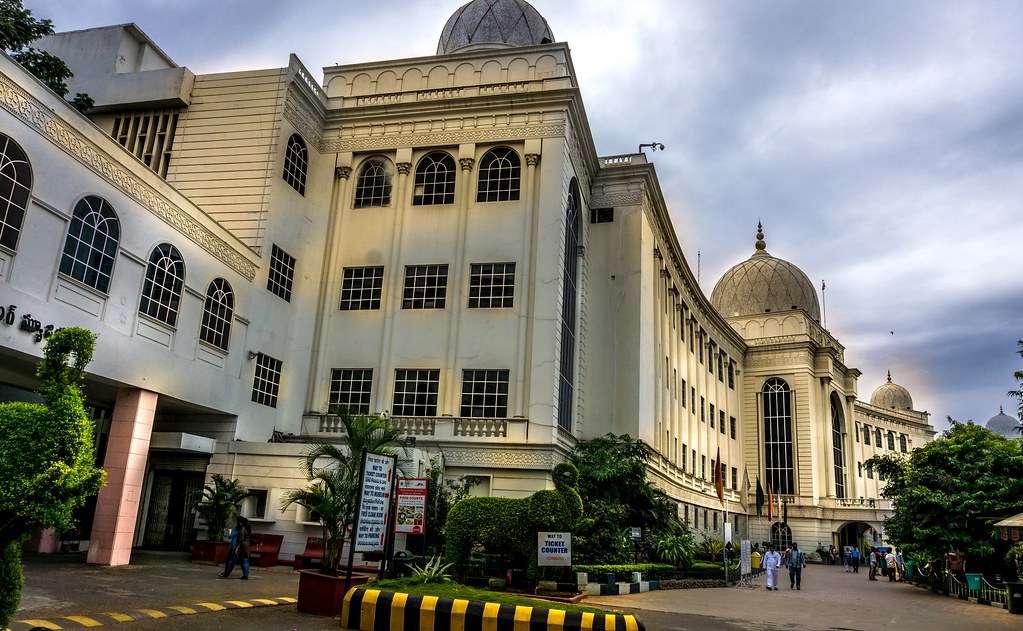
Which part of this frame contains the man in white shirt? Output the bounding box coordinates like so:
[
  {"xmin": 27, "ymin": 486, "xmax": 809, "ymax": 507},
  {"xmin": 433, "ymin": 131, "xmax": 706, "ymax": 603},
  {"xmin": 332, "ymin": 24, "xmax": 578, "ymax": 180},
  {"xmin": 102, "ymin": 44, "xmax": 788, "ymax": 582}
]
[{"xmin": 763, "ymin": 544, "xmax": 782, "ymax": 591}]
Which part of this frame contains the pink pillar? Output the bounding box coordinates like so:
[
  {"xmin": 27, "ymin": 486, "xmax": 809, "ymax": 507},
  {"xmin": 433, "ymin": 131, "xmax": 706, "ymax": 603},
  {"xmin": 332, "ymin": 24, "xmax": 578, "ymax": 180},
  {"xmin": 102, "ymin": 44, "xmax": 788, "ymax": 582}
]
[{"xmin": 87, "ymin": 388, "xmax": 157, "ymax": 566}]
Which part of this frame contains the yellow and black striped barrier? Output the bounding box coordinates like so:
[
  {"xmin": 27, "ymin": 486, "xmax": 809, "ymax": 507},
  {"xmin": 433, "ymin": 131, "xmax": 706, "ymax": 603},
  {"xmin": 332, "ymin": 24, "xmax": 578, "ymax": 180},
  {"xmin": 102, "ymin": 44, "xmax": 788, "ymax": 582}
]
[{"xmin": 341, "ymin": 587, "xmax": 643, "ymax": 631}]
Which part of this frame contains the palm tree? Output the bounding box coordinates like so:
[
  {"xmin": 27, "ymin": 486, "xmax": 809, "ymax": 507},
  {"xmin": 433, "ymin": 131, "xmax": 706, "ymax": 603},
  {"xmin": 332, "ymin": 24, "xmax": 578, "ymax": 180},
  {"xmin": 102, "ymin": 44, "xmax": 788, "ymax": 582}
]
[
  {"xmin": 194, "ymin": 474, "xmax": 248, "ymax": 542},
  {"xmin": 1008, "ymin": 341, "xmax": 1023, "ymax": 434},
  {"xmin": 282, "ymin": 409, "xmax": 404, "ymax": 574}
]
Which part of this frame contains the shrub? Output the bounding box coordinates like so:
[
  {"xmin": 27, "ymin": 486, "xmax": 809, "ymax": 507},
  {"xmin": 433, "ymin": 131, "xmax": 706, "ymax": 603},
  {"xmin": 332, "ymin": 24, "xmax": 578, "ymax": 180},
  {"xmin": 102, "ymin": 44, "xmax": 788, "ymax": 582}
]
[
  {"xmin": 194, "ymin": 474, "xmax": 247, "ymax": 542},
  {"xmin": 697, "ymin": 535, "xmax": 724, "ymax": 561},
  {"xmin": 408, "ymin": 555, "xmax": 454, "ymax": 584},
  {"xmin": 573, "ymin": 563, "xmax": 679, "ymax": 581},
  {"xmin": 653, "ymin": 532, "xmax": 695, "ymax": 567},
  {"xmin": 0, "ymin": 542, "xmax": 24, "ymax": 630}
]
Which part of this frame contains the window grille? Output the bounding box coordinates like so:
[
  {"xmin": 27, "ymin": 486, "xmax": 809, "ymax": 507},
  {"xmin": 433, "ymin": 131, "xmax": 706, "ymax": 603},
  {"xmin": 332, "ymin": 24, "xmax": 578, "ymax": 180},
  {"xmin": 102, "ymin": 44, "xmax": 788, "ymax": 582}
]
[
  {"xmin": 468, "ymin": 262, "xmax": 515, "ymax": 308},
  {"xmin": 60, "ymin": 195, "xmax": 119, "ymax": 293},
  {"xmin": 719, "ymin": 410, "xmax": 726, "ymax": 434},
  {"xmin": 339, "ymin": 266, "xmax": 384, "ymax": 310},
  {"xmin": 730, "ymin": 416, "xmax": 737, "ymax": 439},
  {"xmin": 199, "ymin": 278, "xmax": 233, "ymax": 351},
  {"xmin": 111, "ymin": 109, "xmax": 179, "ymax": 177},
  {"xmin": 139, "ymin": 243, "xmax": 185, "ymax": 326},
  {"xmin": 710, "ymin": 403, "xmax": 715, "ymax": 427},
  {"xmin": 0, "ymin": 133, "xmax": 32, "ymax": 251},
  {"xmin": 353, "ymin": 158, "xmax": 392, "ymax": 207},
  {"xmin": 412, "ymin": 152, "xmax": 456, "ymax": 205},
  {"xmin": 402, "ymin": 264, "xmax": 448, "ymax": 309},
  {"xmin": 460, "ymin": 369, "xmax": 510, "ymax": 418},
  {"xmin": 771, "ymin": 522, "xmax": 792, "ymax": 550},
  {"xmin": 251, "ymin": 353, "xmax": 282, "ymax": 408},
  {"xmin": 267, "ymin": 244, "xmax": 296, "ymax": 302},
  {"xmin": 476, "ymin": 147, "xmax": 520, "ymax": 202},
  {"xmin": 392, "ymin": 369, "xmax": 439, "ymax": 416},
  {"xmin": 329, "ymin": 368, "xmax": 373, "ymax": 415},
  {"xmin": 283, "ymin": 134, "xmax": 308, "ymax": 195},
  {"xmin": 763, "ymin": 377, "xmax": 794, "ymax": 494},
  {"xmin": 831, "ymin": 393, "xmax": 847, "ymax": 498}
]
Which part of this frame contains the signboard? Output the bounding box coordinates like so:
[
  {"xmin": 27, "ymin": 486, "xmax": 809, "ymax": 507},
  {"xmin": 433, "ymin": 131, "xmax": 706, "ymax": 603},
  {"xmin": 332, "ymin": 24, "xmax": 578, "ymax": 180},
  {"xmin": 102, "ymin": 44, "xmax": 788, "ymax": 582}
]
[
  {"xmin": 537, "ymin": 532, "xmax": 571, "ymax": 567},
  {"xmin": 724, "ymin": 522, "xmax": 733, "ymax": 544},
  {"xmin": 629, "ymin": 527, "xmax": 642, "ymax": 540},
  {"xmin": 353, "ymin": 452, "xmax": 395, "ymax": 553},
  {"xmin": 740, "ymin": 540, "xmax": 751, "ymax": 575},
  {"xmin": 395, "ymin": 478, "xmax": 429, "ymax": 534}
]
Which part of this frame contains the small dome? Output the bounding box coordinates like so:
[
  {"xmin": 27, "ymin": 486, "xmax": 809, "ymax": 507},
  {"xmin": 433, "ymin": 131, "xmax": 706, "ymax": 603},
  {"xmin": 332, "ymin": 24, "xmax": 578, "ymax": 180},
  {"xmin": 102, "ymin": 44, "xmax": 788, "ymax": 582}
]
[
  {"xmin": 986, "ymin": 407, "xmax": 1019, "ymax": 438},
  {"xmin": 437, "ymin": 0, "xmax": 555, "ymax": 55},
  {"xmin": 710, "ymin": 223, "xmax": 821, "ymax": 321},
  {"xmin": 870, "ymin": 371, "xmax": 914, "ymax": 411}
]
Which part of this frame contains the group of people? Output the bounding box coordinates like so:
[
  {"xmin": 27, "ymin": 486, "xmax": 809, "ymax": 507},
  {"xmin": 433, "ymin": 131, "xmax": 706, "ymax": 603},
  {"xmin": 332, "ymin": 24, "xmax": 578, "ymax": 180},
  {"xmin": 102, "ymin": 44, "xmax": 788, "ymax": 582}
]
[
  {"xmin": 761, "ymin": 542, "xmax": 807, "ymax": 590},
  {"xmin": 841, "ymin": 545, "xmax": 905, "ymax": 581}
]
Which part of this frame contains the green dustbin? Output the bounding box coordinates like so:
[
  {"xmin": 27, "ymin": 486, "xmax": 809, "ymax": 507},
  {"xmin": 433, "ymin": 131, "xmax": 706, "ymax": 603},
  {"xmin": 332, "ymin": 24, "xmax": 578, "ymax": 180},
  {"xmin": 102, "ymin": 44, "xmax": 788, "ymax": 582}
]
[
  {"xmin": 965, "ymin": 573, "xmax": 983, "ymax": 591},
  {"xmin": 904, "ymin": 560, "xmax": 916, "ymax": 579},
  {"xmin": 1007, "ymin": 582, "xmax": 1023, "ymax": 615}
]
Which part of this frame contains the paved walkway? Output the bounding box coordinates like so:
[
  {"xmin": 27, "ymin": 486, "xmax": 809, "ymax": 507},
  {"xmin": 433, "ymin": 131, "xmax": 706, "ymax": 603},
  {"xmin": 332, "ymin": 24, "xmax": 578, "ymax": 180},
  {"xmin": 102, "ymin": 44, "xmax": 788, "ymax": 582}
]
[{"xmin": 589, "ymin": 565, "xmax": 1019, "ymax": 631}]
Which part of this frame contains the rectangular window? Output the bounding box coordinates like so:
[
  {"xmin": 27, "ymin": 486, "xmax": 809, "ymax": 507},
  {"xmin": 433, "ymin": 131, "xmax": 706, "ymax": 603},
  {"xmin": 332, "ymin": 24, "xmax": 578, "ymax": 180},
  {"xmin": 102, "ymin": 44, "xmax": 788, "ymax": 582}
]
[
  {"xmin": 858, "ymin": 461, "xmax": 862, "ymax": 477},
  {"xmin": 713, "ymin": 512, "xmax": 718, "ymax": 530},
  {"xmin": 251, "ymin": 353, "xmax": 282, "ymax": 408},
  {"xmin": 701, "ymin": 397, "xmax": 706, "ymax": 422},
  {"xmin": 730, "ymin": 416, "xmax": 737, "ymax": 439},
  {"xmin": 732, "ymin": 467, "xmax": 738, "ymax": 490},
  {"xmin": 682, "ymin": 443, "xmax": 687, "ymax": 472},
  {"xmin": 867, "ymin": 463, "xmax": 874, "ymax": 479},
  {"xmin": 673, "ymin": 368, "xmax": 677, "ymax": 398},
  {"xmin": 728, "ymin": 360, "xmax": 735, "ymax": 389},
  {"xmin": 402, "ymin": 264, "xmax": 448, "ymax": 309},
  {"xmin": 692, "ymin": 449, "xmax": 697, "ymax": 474},
  {"xmin": 855, "ymin": 422, "xmax": 860, "ymax": 442},
  {"xmin": 665, "ymin": 357, "xmax": 669, "ymax": 389},
  {"xmin": 718, "ymin": 353, "xmax": 725, "ymax": 382},
  {"xmin": 709, "ymin": 342, "xmax": 716, "ymax": 374},
  {"xmin": 241, "ymin": 489, "xmax": 269, "ymax": 520},
  {"xmin": 701, "ymin": 455, "xmax": 706, "ymax": 479},
  {"xmin": 468, "ymin": 262, "xmax": 515, "ymax": 308},
  {"xmin": 703, "ymin": 510, "xmax": 707, "ymax": 530},
  {"xmin": 710, "ymin": 403, "xmax": 715, "ymax": 427},
  {"xmin": 267, "ymin": 244, "xmax": 296, "ymax": 302},
  {"xmin": 688, "ymin": 321, "xmax": 695, "ymax": 352},
  {"xmin": 691, "ymin": 387, "xmax": 696, "ymax": 412},
  {"xmin": 698, "ymin": 330, "xmax": 705, "ymax": 363},
  {"xmin": 684, "ymin": 504, "xmax": 689, "ymax": 525},
  {"xmin": 339, "ymin": 266, "xmax": 384, "ymax": 310},
  {"xmin": 590, "ymin": 207, "xmax": 614, "ymax": 223},
  {"xmin": 460, "ymin": 369, "xmax": 510, "ymax": 418},
  {"xmin": 329, "ymin": 368, "xmax": 373, "ymax": 415},
  {"xmin": 681, "ymin": 379, "xmax": 687, "ymax": 407},
  {"xmin": 719, "ymin": 410, "xmax": 726, "ymax": 434},
  {"xmin": 392, "ymin": 369, "xmax": 440, "ymax": 416}
]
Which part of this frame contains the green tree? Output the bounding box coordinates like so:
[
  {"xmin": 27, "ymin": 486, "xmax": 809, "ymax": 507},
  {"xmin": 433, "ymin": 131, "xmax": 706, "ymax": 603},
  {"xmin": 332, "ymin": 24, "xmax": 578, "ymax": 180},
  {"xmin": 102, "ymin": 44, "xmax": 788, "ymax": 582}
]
[
  {"xmin": 0, "ymin": 328, "xmax": 105, "ymax": 628},
  {"xmin": 867, "ymin": 422, "xmax": 1023, "ymax": 568},
  {"xmin": 282, "ymin": 410, "xmax": 403, "ymax": 574},
  {"xmin": 193, "ymin": 475, "xmax": 247, "ymax": 542},
  {"xmin": 420, "ymin": 457, "xmax": 479, "ymax": 556},
  {"xmin": 1007, "ymin": 340, "xmax": 1023, "ymax": 434},
  {"xmin": 0, "ymin": 0, "xmax": 91, "ymax": 109}
]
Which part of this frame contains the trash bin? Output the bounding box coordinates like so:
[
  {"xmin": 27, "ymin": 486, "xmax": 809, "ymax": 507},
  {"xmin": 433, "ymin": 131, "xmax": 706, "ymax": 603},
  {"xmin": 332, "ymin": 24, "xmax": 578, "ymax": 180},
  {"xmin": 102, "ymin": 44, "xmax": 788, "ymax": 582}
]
[
  {"xmin": 965, "ymin": 573, "xmax": 983, "ymax": 591},
  {"xmin": 904, "ymin": 560, "xmax": 916, "ymax": 580},
  {"xmin": 1007, "ymin": 581, "xmax": 1023, "ymax": 615}
]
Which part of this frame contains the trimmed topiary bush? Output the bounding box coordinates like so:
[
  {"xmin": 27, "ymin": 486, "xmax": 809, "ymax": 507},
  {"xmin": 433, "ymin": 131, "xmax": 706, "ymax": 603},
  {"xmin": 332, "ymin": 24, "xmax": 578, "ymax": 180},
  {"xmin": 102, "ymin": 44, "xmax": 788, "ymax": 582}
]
[{"xmin": 444, "ymin": 462, "xmax": 582, "ymax": 569}]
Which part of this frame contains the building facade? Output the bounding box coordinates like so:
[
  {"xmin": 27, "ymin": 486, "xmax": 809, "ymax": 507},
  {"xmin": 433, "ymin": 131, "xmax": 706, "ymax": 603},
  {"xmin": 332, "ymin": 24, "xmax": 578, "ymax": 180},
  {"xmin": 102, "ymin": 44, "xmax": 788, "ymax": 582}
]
[{"xmin": 0, "ymin": 1, "xmax": 934, "ymax": 565}]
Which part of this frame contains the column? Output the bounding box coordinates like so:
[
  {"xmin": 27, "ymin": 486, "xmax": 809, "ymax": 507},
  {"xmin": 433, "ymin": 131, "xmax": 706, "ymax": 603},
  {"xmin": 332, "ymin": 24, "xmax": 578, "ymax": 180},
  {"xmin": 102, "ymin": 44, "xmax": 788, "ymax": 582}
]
[
  {"xmin": 87, "ymin": 388, "xmax": 157, "ymax": 566},
  {"xmin": 376, "ymin": 157, "xmax": 413, "ymax": 410},
  {"xmin": 513, "ymin": 152, "xmax": 540, "ymax": 417},
  {"xmin": 442, "ymin": 149, "xmax": 475, "ymax": 411}
]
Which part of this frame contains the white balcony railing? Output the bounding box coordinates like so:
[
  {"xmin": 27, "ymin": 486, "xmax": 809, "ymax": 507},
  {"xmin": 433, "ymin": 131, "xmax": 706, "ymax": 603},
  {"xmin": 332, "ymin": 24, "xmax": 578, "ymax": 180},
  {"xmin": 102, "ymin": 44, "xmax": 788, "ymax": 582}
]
[{"xmin": 301, "ymin": 414, "xmax": 526, "ymax": 442}]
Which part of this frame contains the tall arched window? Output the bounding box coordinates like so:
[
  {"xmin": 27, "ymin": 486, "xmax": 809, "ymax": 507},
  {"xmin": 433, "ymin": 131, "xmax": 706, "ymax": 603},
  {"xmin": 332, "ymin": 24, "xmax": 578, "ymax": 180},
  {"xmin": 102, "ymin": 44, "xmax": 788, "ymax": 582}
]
[
  {"xmin": 557, "ymin": 179, "xmax": 581, "ymax": 432},
  {"xmin": 887, "ymin": 430, "xmax": 895, "ymax": 451},
  {"xmin": 763, "ymin": 377, "xmax": 794, "ymax": 494},
  {"xmin": 353, "ymin": 157, "xmax": 392, "ymax": 208},
  {"xmin": 139, "ymin": 243, "xmax": 185, "ymax": 326},
  {"xmin": 476, "ymin": 147, "xmax": 520, "ymax": 202},
  {"xmin": 59, "ymin": 196, "xmax": 120, "ymax": 293},
  {"xmin": 412, "ymin": 151, "xmax": 456, "ymax": 206},
  {"xmin": 831, "ymin": 392, "xmax": 846, "ymax": 499},
  {"xmin": 0, "ymin": 133, "xmax": 32, "ymax": 251},
  {"xmin": 282, "ymin": 133, "xmax": 308, "ymax": 195},
  {"xmin": 199, "ymin": 278, "xmax": 233, "ymax": 351},
  {"xmin": 771, "ymin": 521, "xmax": 792, "ymax": 550}
]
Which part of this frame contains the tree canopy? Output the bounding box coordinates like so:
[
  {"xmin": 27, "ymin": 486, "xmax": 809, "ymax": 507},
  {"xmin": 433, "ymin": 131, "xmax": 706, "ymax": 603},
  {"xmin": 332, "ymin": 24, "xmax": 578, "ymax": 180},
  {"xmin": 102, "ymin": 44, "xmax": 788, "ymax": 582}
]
[
  {"xmin": 867, "ymin": 422, "xmax": 1023, "ymax": 566},
  {"xmin": 1007, "ymin": 340, "xmax": 1023, "ymax": 434}
]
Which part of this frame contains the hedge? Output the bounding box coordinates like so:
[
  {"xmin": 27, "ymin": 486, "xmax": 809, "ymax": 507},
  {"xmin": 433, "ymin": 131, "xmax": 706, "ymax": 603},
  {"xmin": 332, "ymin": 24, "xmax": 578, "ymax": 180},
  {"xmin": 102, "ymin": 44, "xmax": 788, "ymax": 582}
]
[{"xmin": 573, "ymin": 563, "xmax": 678, "ymax": 580}]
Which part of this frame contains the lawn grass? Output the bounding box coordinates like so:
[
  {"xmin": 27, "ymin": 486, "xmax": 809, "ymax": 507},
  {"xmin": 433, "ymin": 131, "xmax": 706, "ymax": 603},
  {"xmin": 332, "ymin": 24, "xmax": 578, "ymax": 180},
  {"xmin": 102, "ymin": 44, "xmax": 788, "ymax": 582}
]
[{"xmin": 369, "ymin": 578, "xmax": 615, "ymax": 614}]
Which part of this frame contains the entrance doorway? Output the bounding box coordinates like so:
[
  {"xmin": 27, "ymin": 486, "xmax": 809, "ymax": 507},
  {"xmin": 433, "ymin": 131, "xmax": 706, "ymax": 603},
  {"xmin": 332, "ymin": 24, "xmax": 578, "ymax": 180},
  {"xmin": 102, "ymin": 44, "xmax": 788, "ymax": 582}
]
[
  {"xmin": 837, "ymin": 521, "xmax": 878, "ymax": 553},
  {"xmin": 142, "ymin": 470, "xmax": 204, "ymax": 550}
]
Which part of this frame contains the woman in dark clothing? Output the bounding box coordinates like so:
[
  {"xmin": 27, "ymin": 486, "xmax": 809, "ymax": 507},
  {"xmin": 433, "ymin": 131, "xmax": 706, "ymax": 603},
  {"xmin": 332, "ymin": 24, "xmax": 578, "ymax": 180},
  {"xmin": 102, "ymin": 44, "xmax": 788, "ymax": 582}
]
[{"xmin": 219, "ymin": 516, "xmax": 252, "ymax": 579}]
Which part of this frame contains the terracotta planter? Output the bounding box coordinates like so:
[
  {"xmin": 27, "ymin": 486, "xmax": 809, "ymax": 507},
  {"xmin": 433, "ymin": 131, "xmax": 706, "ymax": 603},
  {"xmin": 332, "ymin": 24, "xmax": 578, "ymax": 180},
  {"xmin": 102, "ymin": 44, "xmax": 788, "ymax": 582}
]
[
  {"xmin": 191, "ymin": 540, "xmax": 230, "ymax": 564},
  {"xmin": 297, "ymin": 569, "xmax": 372, "ymax": 616}
]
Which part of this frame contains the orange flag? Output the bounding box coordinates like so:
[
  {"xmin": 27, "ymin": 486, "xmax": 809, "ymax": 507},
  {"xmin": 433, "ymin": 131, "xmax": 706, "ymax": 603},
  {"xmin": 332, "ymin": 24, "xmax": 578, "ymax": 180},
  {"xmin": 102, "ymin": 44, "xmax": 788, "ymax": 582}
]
[
  {"xmin": 715, "ymin": 446, "xmax": 724, "ymax": 504},
  {"xmin": 766, "ymin": 482, "xmax": 775, "ymax": 521}
]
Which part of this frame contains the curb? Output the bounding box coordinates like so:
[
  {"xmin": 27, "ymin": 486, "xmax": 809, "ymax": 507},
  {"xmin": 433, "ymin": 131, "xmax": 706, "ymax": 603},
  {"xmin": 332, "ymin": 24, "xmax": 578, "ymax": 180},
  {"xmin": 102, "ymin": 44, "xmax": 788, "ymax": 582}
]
[
  {"xmin": 342, "ymin": 587, "xmax": 644, "ymax": 631},
  {"xmin": 8, "ymin": 596, "xmax": 296, "ymax": 630},
  {"xmin": 585, "ymin": 582, "xmax": 659, "ymax": 596}
]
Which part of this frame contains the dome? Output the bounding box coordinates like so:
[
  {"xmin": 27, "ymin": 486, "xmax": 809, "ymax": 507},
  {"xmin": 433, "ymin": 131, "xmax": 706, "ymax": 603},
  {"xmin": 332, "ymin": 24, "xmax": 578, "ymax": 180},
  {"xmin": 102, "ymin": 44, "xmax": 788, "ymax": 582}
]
[
  {"xmin": 870, "ymin": 371, "xmax": 914, "ymax": 411},
  {"xmin": 437, "ymin": 0, "xmax": 555, "ymax": 55},
  {"xmin": 709, "ymin": 223, "xmax": 821, "ymax": 321},
  {"xmin": 986, "ymin": 407, "xmax": 1019, "ymax": 438}
]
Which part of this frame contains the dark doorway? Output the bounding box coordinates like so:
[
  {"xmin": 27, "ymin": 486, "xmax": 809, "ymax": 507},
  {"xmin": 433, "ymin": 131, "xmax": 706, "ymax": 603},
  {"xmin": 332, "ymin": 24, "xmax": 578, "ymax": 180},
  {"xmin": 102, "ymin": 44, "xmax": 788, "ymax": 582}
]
[{"xmin": 142, "ymin": 470, "xmax": 204, "ymax": 550}]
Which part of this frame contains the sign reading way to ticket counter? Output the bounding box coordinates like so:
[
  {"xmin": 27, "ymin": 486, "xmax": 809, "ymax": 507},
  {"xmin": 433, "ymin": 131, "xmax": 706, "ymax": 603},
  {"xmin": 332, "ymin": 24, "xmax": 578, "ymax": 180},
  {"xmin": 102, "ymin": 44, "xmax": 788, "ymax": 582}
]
[{"xmin": 537, "ymin": 531, "xmax": 571, "ymax": 566}]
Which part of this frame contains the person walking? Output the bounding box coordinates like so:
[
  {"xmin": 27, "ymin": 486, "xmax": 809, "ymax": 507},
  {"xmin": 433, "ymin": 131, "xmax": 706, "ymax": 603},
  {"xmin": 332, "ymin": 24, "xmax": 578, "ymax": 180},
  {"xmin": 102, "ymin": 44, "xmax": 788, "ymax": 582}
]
[
  {"xmin": 851, "ymin": 546, "xmax": 860, "ymax": 573},
  {"xmin": 219, "ymin": 516, "xmax": 252, "ymax": 579},
  {"xmin": 895, "ymin": 548, "xmax": 905, "ymax": 581},
  {"xmin": 885, "ymin": 549, "xmax": 898, "ymax": 582},
  {"xmin": 787, "ymin": 542, "xmax": 806, "ymax": 589},
  {"xmin": 843, "ymin": 547, "xmax": 851, "ymax": 573},
  {"xmin": 763, "ymin": 544, "xmax": 782, "ymax": 591},
  {"xmin": 868, "ymin": 547, "xmax": 879, "ymax": 581}
]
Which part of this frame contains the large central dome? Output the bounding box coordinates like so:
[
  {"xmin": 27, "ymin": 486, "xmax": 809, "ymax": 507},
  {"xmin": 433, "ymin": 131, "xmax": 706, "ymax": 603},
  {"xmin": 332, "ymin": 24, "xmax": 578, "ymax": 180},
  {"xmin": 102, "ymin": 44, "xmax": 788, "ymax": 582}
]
[
  {"xmin": 710, "ymin": 224, "xmax": 821, "ymax": 321},
  {"xmin": 437, "ymin": 0, "xmax": 555, "ymax": 55},
  {"xmin": 870, "ymin": 371, "xmax": 914, "ymax": 411}
]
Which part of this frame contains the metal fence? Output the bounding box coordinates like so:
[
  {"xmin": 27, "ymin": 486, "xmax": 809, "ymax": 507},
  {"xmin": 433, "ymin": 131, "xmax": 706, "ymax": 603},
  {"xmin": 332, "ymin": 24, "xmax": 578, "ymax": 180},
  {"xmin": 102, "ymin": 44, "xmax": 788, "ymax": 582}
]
[{"xmin": 922, "ymin": 572, "xmax": 1008, "ymax": 609}]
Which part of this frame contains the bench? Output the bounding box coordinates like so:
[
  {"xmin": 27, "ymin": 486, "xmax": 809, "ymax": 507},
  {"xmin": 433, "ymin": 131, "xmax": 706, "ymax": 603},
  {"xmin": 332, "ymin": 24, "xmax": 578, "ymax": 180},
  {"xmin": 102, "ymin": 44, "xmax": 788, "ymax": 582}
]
[
  {"xmin": 293, "ymin": 537, "xmax": 324, "ymax": 570},
  {"xmin": 249, "ymin": 533, "xmax": 284, "ymax": 567}
]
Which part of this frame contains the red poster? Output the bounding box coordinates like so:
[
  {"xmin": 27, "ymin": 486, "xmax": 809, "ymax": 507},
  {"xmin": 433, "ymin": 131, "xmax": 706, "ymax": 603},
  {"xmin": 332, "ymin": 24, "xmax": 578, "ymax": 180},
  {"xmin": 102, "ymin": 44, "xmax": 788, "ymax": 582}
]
[{"xmin": 395, "ymin": 478, "xmax": 429, "ymax": 534}]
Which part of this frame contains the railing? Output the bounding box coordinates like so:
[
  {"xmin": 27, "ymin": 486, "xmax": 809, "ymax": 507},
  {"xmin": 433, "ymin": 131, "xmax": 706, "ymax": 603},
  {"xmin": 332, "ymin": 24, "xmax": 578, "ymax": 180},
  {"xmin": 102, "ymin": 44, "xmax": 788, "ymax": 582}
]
[
  {"xmin": 836, "ymin": 498, "xmax": 878, "ymax": 508},
  {"xmin": 302, "ymin": 414, "xmax": 524, "ymax": 442},
  {"xmin": 915, "ymin": 570, "xmax": 1008, "ymax": 609},
  {"xmin": 453, "ymin": 418, "xmax": 507, "ymax": 438}
]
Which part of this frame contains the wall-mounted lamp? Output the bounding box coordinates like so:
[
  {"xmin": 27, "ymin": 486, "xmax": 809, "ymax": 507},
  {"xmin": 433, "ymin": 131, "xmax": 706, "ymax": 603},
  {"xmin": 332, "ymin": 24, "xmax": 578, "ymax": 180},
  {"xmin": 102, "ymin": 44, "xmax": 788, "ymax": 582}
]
[
  {"xmin": 247, "ymin": 351, "xmax": 261, "ymax": 361},
  {"xmin": 639, "ymin": 141, "xmax": 666, "ymax": 153}
]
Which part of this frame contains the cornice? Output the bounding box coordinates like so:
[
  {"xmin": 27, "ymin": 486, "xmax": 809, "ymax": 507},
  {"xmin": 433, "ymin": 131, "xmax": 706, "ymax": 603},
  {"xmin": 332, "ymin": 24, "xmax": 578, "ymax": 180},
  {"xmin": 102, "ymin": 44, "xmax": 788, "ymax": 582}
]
[
  {"xmin": 0, "ymin": 63, "xmax": 258, "ymax": 281},
  {"xmin": 321, "ymin": 122, "xmax": 566, "ymax": 153},
  {"xmin": 283, "ymin": 87, "xmax": 325, "ymax": 150}
]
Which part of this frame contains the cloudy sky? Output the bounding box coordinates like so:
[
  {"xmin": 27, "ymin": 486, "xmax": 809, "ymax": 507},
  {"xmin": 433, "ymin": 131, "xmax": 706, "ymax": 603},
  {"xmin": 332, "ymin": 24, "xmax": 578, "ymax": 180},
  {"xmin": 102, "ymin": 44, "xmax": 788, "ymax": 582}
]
[{"xmin": 27, "ymin": 0, "xmax": 1023, "ymax": 429}]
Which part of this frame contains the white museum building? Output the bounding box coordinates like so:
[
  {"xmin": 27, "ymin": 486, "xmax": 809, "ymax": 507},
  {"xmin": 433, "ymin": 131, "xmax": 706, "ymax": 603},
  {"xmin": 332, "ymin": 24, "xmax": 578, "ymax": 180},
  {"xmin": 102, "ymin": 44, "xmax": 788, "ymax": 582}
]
[{"xmin": 0, "ymin": 0, "xmax": 934, "ymax": 566}]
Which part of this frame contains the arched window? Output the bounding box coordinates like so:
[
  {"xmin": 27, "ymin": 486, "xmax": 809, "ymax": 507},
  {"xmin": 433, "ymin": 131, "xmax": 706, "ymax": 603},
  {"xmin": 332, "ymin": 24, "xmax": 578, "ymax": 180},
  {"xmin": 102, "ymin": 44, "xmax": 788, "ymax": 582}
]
[
  {"xmin": 831, "ymin": 392, "xmax": 846, "ymax": 499},
  {"xmin": 763, "ymin": 377, "xmax": 794, "ymax": 494},
  {"xmin": 353, "ymin": 157, "xmax": 392, "ymax": 208},
  {"xmin": 59, "ymin": 196, "xmax": 120, "ymax": 293},
  {"xmin": 412, "ymin": 151, "xmax": 456, "ymax": 206},
  {"xmin": 899, "ymin": 434, "xmax": 908, "ymax": 453},
  {"xmin": 557, "ymin": 179, "xmax": 581, "ymax": 432},
  {"xmin": 0, "ymin": 133, "xmax": 32, "ymax": 251},
  {"xmin": 282, "ymin": 134, "xmax": 308, "ymax": 195},
  {"xmin": 875, "ymin": 428, "xmax": 882, "ymax": 447},
  {"xmin": 199, "ymin": 278, "xmax": 233, "ymax": 351},
  {"xmin": 139, "ymin": 243, "xmax": 185, "ymax": 326},
  {"xmin": 771, "ymin": 522, "xmax": 792, "ymax": 550},
  {"xmin": 887, "ymin": 430, "xmax": 895, "ymax": 451},
  {"xmin": 476, "ymin": 147, "xmax": 520, "ymax": 202}
]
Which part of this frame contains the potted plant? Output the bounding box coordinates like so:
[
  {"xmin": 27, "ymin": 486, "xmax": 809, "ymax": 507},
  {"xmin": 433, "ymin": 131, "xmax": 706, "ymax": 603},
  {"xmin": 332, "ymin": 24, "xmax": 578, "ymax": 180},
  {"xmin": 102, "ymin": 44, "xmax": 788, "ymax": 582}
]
[
  {"xmin": 191, "ymin": 474, "xmax": 247, "ymax": 564},
  {"xmin": 283, "ymin": 409, "xmax": 403, "ymax": 616}
]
